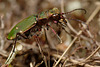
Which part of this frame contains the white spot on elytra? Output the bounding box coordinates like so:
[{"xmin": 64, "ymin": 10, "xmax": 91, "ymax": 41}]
[
  {"xmin": 16, "ymin": 27, "xmax": 18, "ymax": 29},
  {"xmin": 10, "ymin": 37, "xmax": 13, "ymax": 39}
]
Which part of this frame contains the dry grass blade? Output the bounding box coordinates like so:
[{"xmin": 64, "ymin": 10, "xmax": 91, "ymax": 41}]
[
  {"xmin": 35, "ymin": 61, "xmax": 43, "ymax": 67},
  {"xmin": 53, "ymin": 30, "xmax": 82, "ymax": 67},
  {"xmin": 36, "ymin": 38, "xmax": 48, "ymax": 67},
  {"xmin": 0, "ymin": 15, "xmax": 5, "ymax": 50},
  {"xmin": 30, "ymin": 62, "xmax": 33, "ymax": 67},
  {"xmin": 82, "ymin": 5, "xmax": 100, "ymax": 62},
  {"xmin": 53, "ymin": 5, "xmax": 100, "ymax": 67}
]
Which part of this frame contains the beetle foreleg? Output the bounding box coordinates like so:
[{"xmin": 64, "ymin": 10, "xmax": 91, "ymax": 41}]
[
  {"xmin": 58, "ymin": 21, "xmax": 75, "ymax": 37},
  {"xmin": 47, "ymin": 24, "xmax": 62, "ymax": 43}
]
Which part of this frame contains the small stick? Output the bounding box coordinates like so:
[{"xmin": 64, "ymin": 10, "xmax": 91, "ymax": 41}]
[
  {"xmin": 35, "ymin": 61, "xmax": 43, "ymax": 67},
  {"xmin": 82, "ymin": 5, "xmax": 100, "ymax": 62},
  {"xmin": 0, "ymin": 15, "xmax": 5, "ymax": 50},
  {"xmin": 35, "ymin": 36, "xmax": 48, "ymax": 67},
  {"xmin": 61, "ymin": 0, "xmax": 64, "ymax": 13},
  {"xmin": 53, "ymin": 5, "xmax": 100, "ymax": 67},
  {"xmin": 83, "ymin": 46, "xmax": 100, "ymax": 62},
  {"xmin": 52, "ymin": 54, "xmax": 94, "ymax": 67},
  {"xmin": 53, "ymin": 30, "xmax": 82, "ymax": 67},
  {"xmin": 30, "ymin": 62, "xmax": 33, "ymax": 67},
  {"xmin": 86, "ymin": 6, "xmax": 100, "ymax": 25}
]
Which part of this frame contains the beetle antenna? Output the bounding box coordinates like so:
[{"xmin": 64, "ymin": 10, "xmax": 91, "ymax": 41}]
[
  {"xmin": 61, "ymin": 8, "xmax": 86, "ymax": 15},
  {"xmin": 67, "ymin": 17, "xmax": 85, "ymax": 24},
  {"xmin": 47, "ymin": 24, "xmax": 62, "ymax": 43},
  {"xmin": 65, "ymin": 17, "xmax": 89, "ymax": 30}
]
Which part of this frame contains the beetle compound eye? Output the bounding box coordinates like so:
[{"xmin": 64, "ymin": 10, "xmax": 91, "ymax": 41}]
[
  {"xmin": 52, "ymin": 14, "xmax": 58, "ymax": 19},
  {"xmin": 53, "ymin": 14, "xmax": 58, "ymax": 17}
]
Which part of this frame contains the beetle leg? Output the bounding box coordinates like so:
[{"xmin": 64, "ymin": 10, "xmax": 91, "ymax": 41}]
[
  {"xmin": 58, "ymin": 21, "xmax": 75, "ymax": 37},
  {"xmin": 47, "ymin": 24, "xmax": 62, "ymax": 43},
  {"xmin": 17, "ymin": 33, "xmax": 28, "ymax": 39},
  {"xmin": 44, "ymin": 28, "xmax": 56, "ymax": 49},
  {"xmin": 46, "ymin": 24, "xmax": 49, "ymax": 30}
]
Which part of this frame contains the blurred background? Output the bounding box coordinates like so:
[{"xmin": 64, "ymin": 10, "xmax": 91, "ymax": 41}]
[{"xmin": 0, "ymin": 0, "xmax": 100, "ymax": 67}]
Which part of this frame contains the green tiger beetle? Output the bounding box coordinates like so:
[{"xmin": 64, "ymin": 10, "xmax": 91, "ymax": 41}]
[{"xmin": 7, "ymin": 8, "xmax": 86, "ymax": 52}]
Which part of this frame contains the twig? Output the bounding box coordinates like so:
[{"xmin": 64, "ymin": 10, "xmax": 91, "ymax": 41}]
[
  {"xmin": 1, "ymin": 64, "xmax": 8, "ymax": 67},
  {"xmin": 69, "ymin": 59, "xmax": 94, "ymax": 67},
  {"xmin": 61, "ymin": 0, "xmax": 64, "ymax": 13},
  {"xmin": 62, "ymin": 58, "xmax": 68, "ymax": 67},
  {"xmin": 86, "ymin": 6, "xmax": 100, "ymax": 25},
  {"xmin": 52, "ymin": 54, "xmax": 94, "ymax": 67},
  {"xmin": 83, "ymin": 45, "xmax": 100, "ymax": 62},
  {"xmin": 0, "ymin": 15, "xmax": 5, "ymax": 50},
  {"xmin": 35, "ymin": 61, "xmax": 43, "ymax": 67},
  {"xmin": 0, "ymin": 51, "xmax": 8, "ymax": 57},
  {"xmin": 53, "ymin": 30, "xmax": 83, "ymax": 67},
  {"xmin": 53, "ymin": 5, "xmax": 100, "ymax": 67},
  {"xmin": 61, "ymin": 0, "xmax": 91, "ymax": 44},
  {"xmin": 30, "ymin": 62, "xmax": 33, "ymax": 67},
  {"xmin": 82, "ymin": 5, "xmax": 100, "ymax": 62},
  {"xmin": 67, "ymin": 18, "xmax": 91, "ymax": 41},
  {"xmin": 36, "ymin": 37, "xmax": 48, "ymax": 67},
  {"xmin": 52, "ymin": 54, "xmax": 66, "ymax": 60}
]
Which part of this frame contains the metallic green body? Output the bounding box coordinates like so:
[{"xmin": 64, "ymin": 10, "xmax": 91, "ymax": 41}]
[
  {"xmin": 7, "ymin": 15, "xmax": 37, "ymax": 39},
  {"xmin": 7, "ymin": 8, "xmax": 60, "ymax": 40}
]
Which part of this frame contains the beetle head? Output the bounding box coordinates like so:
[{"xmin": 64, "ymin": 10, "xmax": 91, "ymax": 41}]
[{"xmin": 49, "ymin": 8, "xmax": 60, "ymax": 15}]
